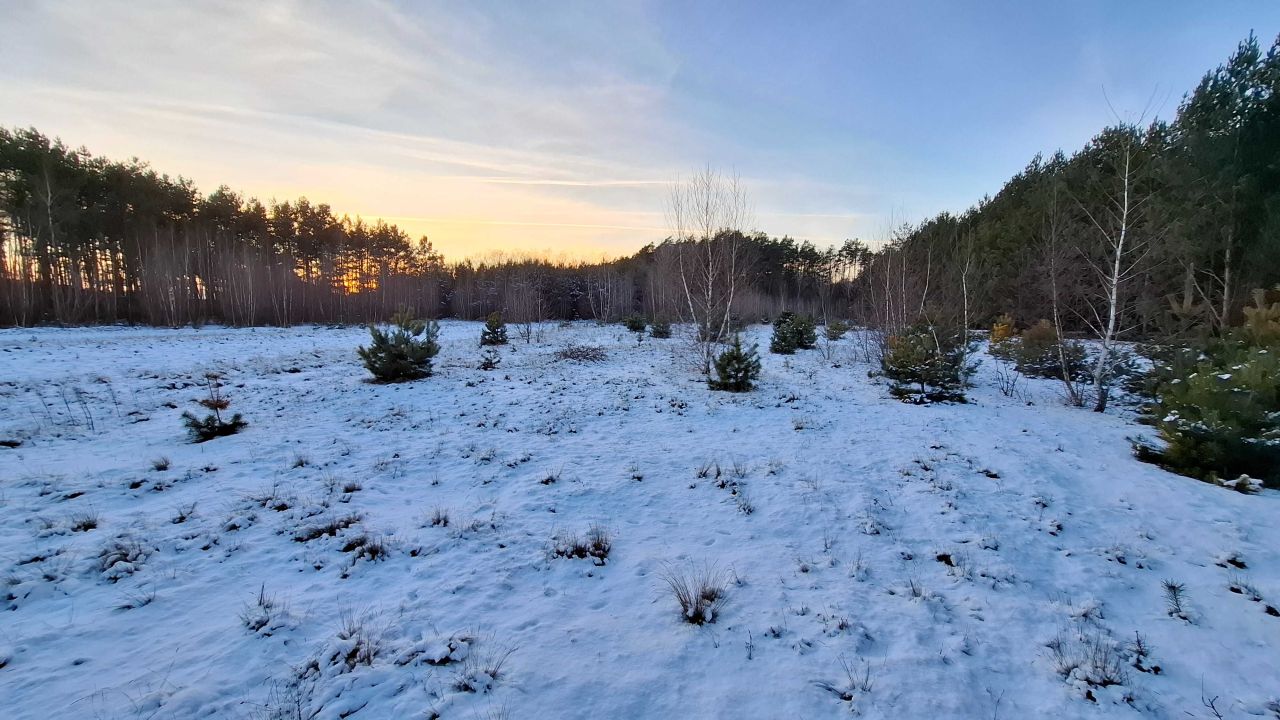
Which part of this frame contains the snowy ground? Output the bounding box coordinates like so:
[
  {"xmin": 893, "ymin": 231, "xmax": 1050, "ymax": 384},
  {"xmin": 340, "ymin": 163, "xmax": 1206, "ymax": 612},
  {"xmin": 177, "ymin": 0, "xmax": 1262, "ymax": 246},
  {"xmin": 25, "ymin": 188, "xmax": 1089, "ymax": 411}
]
[{"xmin": 0, "ymin": 322, "xmax": 1277, "ymax": 720}]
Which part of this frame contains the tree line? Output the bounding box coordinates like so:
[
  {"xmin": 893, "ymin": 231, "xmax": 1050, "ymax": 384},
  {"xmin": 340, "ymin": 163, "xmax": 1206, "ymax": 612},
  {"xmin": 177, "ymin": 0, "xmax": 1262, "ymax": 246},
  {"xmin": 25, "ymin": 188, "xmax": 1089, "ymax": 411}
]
[
  {"xmin": 857, "ymin": 32, "xmax": 1280, "ymax": 343},
  {"xmin": 0, "ymin": 125, "xmax": 860, "ymax": 326},
  {"xmin": 2, "ymin": 33, "xmax": 1277, "ymax": 334}
]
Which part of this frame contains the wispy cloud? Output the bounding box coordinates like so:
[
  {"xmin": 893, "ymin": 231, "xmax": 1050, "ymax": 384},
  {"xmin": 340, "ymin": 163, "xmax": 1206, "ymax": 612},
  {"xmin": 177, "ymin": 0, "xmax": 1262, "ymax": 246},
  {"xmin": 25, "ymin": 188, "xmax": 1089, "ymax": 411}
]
[
  {"xmin": 6, "ymin": 1, "xmax": 1249, "ymax": 257},
  {"xmin": 0, "ymin": 1, "xmax": 910, "ymax": 256}
]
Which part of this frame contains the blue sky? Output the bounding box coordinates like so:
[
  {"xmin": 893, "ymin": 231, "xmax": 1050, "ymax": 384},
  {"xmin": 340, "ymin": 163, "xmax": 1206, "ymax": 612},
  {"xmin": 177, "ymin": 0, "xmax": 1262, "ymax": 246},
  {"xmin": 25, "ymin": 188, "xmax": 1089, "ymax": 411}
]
[{"xmin": 1, "ymin": 1, "xmax": 1277, "ymax": 258}]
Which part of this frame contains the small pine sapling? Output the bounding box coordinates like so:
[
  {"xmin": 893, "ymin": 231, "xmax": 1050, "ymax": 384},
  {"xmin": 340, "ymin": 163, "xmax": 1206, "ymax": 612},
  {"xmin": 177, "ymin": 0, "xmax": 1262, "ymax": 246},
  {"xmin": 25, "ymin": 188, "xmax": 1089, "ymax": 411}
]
[
  {"xmin": 709, "ymin": 335, "xmax": 761, "ymax": 392},
  {"xmin": 770, "ymin": 312, "xmax": 816, "ymax": 353},
  {"xmin": 358, "ymin": 310, "xmax": 440, "ymax": 382},
  {"xmin": 182, "ymin": 372, "xmax": 247, "ymax": 442},
  {"xmin": 824, "ymin": 319, "xmax": 850, "ymax": 341},
  {"xmin": 1136, "ymin": 290, "xmax": 1280, "ymax": 488},
  {"xmin": 622, "ymin": 314, "xmax": 647, "ymax": 333},
  {"xmin": 770, "ymin": 312, "xmax": 799, "ymax": 354},
  {"xmin": 988, "ymin": 313, "xmax": 1018, "ymax": 361},
  {"xmin": 793, "ymin": 315, "xmax": 818, "ymax": 349},
  {"xmin": 480, "ymin": 311, "xmax": 508, "ymax": 346},
  {"xmin": 1162, "ymin": 579, "xmax": 1191, "ymax": 621},
  {"xmin": 990, "ymin": 313, "xmax": 1016, "ymax": 344},
  {"xmin": 650, "ymin": 319, "xmax": 672, "ymax": 338},
  {"xmin": 479, "ymin": 347, "xmax": 501, "ymax": 371},
  {"xmin": 881, "ymin": 321, "xmax": 972, "ymax": 403}
]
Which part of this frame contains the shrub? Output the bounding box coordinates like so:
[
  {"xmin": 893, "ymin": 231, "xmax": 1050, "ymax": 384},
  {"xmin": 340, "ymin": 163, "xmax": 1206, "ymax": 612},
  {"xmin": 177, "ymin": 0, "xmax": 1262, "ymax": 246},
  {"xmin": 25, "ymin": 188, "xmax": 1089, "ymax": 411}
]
[
  {"xmin": 1137, "ymin": 323, "xmax": 1279, "ymax": 488},
  {"xmin": 771, "ymin": 314, "xmax": 797, "ymax": 354},
  {"xmin": 824, "ymin": 319, "xmax": 850, "ymax": 341},
  {"xmin": 988, "ymin": 314, "xmax": 1021, "ymax": 363},
  {"xmin": 479, "ymin": 347, "xmax": 501, "ymax": 371},
  {"xmin": 181, "ymin": 372, "xmax": 247, "ymax": 442},
  {"xmin": 770, "ymin": 312, "xmax": 817, "ymax": 354},
  {"xmin": 650, "ymin": 320, "xmax": 672, "ymax": 339},
  {"xmin": 554, "ymin": 345, "xmax": 607, "ymax": 362},
  {"xmin": 709, "ymin": 335, "xmax": 761, "ymax": 392},
  {"xmin": 358, "ymin": 310, "xmax": 440, "ymax": 382},
  {"xmin": 1010, "ymin": 319, "xmax": 1088, "ymax": 379},
  {"xmin": 1242, "ymin": 286, "xmax": 1280, "ymax": 345},
  {"xmin": 480, "ymin": 311, "xmax": 508, "ymax": 346},
  {"xmin": 881, "ymin": 322, "xmax": 971, "ymax": 403},
  {"xmin": 990, "ymin": 313, "xmax": 1016, "ymax": 344},
  {"xmin": 622, "ymin": 314, "xmax": 647, "ymax": 333}
]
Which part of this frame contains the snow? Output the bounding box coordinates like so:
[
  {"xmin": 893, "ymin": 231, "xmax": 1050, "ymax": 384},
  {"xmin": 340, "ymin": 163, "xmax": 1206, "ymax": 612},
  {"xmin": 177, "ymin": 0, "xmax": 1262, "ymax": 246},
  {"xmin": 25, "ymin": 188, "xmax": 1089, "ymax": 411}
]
[{"xmin": 1, "ymin": 322, "xmax": 1277, "ymax": 719}]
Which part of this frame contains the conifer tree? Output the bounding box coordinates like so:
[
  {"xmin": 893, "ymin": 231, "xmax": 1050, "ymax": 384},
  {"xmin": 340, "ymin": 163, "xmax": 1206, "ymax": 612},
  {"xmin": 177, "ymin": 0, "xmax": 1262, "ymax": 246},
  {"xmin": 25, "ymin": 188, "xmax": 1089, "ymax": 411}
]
[
  {"xmin": 182, "ymin": 372, "xmax": 247, "ymax": 442},
  {"xmin": 708, "ymin": 335, "xmax": 761, "ymax": 392},
  {"xmin": 358, "ymin": 310, "xmax": 440, "ymax": 382},
  {"xmin": 824, "ymin": 319, "xmax": 849, "ymax": 341},
  {"xmin": 771, "ymin": 312, "xmax": 800, "ymax": 354},
  {"xmin": 793, "ymin": 315, "xmax": 817, "ymax": 349},
  {"xmin": 990, "ymin": 314, "xmax": 1016, "ymax": 344},
  {"xmin": 770, "ymin": 312, "xmax": 817, "ymax": 354},
  {"xmin": 881, "ymin": 321, "xmax": 972, "ymax": 403},
  {"xmin": 622, "ymin": 314, "xmax": 647, "ymax": 333},
  {"xmin": 480, "ymin": 311, "xmax": 508, "ymax": 346},
  {"xmin": 1138, "ymin": 287, "xmax": 1280, "ymax": 488}
]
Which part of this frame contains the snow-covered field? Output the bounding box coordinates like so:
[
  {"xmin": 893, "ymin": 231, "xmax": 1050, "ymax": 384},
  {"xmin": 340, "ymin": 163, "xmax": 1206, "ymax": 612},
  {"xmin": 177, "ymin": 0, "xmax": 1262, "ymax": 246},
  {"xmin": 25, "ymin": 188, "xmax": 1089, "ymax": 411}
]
[{"xmin": 1, "ymin": 322, "xmax": 1277, "ymax": 720}]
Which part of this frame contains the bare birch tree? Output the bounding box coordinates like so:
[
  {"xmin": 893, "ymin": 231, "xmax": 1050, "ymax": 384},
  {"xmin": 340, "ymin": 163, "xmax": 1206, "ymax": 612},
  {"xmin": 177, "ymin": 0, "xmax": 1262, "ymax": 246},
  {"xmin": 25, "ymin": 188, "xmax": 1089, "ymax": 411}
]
[
  {"xmin": 666, "ymin": 168, "xmax": 752, "ymax": 374},
  {"xmin": 1074, "ymin": 125, "xmax": 1153, "ymax": 412}
]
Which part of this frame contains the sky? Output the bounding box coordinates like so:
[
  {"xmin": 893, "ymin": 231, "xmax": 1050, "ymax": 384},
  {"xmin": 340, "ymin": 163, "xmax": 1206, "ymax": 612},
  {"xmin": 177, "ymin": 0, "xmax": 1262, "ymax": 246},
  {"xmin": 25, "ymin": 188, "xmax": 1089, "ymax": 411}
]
[{"xmin": 2, "ymin": 1, "xmax": 1278, "ymax": 261}]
